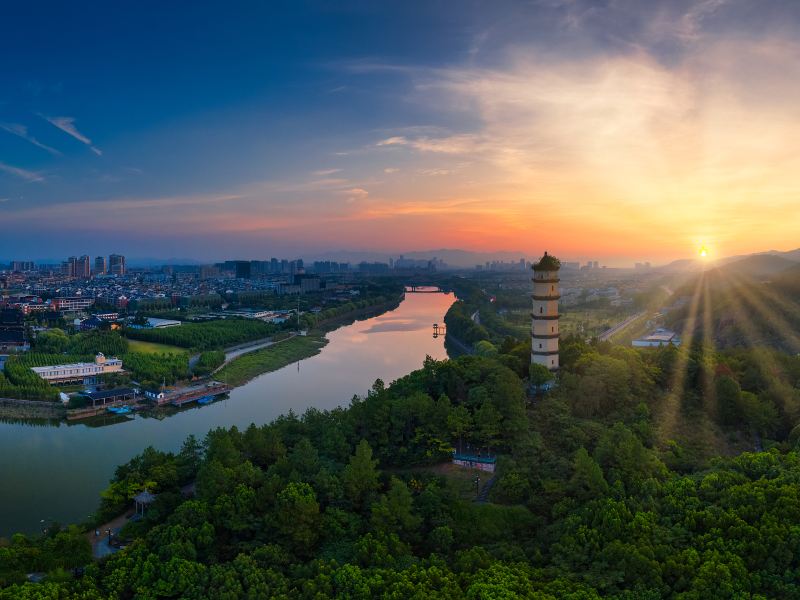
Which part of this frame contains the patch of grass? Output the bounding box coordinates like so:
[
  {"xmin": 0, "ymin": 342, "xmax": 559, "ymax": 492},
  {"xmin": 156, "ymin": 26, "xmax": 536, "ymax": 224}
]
[
  {"xmin": 127, "ymin": 339, "xmax": 186, "ymax": 355},
  {"xmin": 216, "ymin": 334, "xmax": 329, "ymax": 387}
]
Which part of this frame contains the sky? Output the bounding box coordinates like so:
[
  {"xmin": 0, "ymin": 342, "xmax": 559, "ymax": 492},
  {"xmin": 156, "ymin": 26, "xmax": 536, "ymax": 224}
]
[{"xmin": 1, "ymin": 0, "xmax": 800, "ymax": 265}]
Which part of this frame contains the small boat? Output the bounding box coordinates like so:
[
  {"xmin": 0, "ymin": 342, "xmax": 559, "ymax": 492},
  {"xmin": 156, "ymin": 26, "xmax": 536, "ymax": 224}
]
[
  {"xmin": 107, "ymin": 405, "xmax": 132, "ymax": 415},
  {"xmin": 197, "ymin": 395, "xmax": 215, "ymax": 405}
]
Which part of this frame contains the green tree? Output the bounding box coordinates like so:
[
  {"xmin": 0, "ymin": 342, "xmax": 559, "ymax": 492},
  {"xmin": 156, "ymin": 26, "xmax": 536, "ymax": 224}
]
[
  {"xmin": 342, "ymin": 440, "xmax": 381, "ymax": 509},
  {"xmin": 569, "ymin": 447, "xmax": 609, "ymax": 501},
  {"xmin": 370, "ymin": 477, "xmax": 421, "ymax": 540},
  {"xmin": 447, "ymin": 405, "xmax": 472, "ymax": 453},
  {"xmin": 529, "ymin": 362, "xmax": 554, "ymax": 387},
  {"xmin": 275, "ymin": 482, "xmax": 320, "ymax": 555},
  {"xmin": 474, "ymin": 401, "xmax": 502, "ymax": 454}
]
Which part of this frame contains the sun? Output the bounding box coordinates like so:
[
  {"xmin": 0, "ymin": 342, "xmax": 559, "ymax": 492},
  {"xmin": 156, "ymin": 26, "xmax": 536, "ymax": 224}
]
[{"xmin": 698, "ymin": 244, "xmax": 709, "ymax": 259}]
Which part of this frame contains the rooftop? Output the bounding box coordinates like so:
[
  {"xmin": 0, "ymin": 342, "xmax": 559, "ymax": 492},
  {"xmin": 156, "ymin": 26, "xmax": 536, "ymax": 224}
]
[
  {"xmin": 83, "ymin": 388, "xmax": 136, "ymax": 401},
  {"xmin": 533, "ymin": 252, "xmax": 561, "ymax": 271}
]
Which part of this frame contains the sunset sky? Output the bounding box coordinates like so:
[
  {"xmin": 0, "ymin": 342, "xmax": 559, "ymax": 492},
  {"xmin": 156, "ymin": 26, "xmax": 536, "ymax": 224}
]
[{"xmin": 1, "ymin": 1, "xmax": 799, "ymax": 264}]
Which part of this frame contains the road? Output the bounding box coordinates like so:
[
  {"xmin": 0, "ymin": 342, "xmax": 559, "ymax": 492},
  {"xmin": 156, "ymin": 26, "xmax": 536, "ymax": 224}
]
[{"xmin": 598, "ymin": 311, "xmax": 646, "ymax": 342}]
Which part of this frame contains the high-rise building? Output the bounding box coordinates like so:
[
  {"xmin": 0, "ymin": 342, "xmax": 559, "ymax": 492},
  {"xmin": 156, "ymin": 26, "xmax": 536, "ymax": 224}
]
[
  {"xmin": 10, "ymin": 261, "xmax": 35, "ymax": 272},
  {"xmin": 531, "ymin": 252, "xmax": 560, "ymax": 371},
  {"xmin": 76, "ymin": 255, "xmax": 91, "ymax": 278},
  {"xmin": 94, "ymin": 256, "xmax": 107, "ymax": 275},
  {"xmin": 64, "ymin": 256, "xmax": 78, "ymax": 277},
  {"xmin": 109, "ymin": 254, "xmax": 126, "ymax": 276},
  {"xmin": 234, "ymin": 261, "xmax": 251, "ymax": 279}
]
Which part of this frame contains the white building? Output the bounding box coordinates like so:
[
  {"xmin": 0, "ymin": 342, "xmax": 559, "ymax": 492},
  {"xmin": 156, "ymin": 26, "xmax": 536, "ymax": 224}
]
[
  {"xmin": 31, "ymin": 353, "xmax": 123, "ymax": 383},
  {"xmin": 632, "ymin": 328, "xmax": 681, "ymax": 348},
  {"xmin": 531, "ymin": 252, "xmax": 561, "ymax": 371},
  {"xmin": 128, "ymin": 317, "xmax": 182, "ymax": 329}
]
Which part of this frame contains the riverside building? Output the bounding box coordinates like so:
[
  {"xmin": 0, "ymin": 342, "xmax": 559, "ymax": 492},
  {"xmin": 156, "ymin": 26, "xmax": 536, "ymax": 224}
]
[{"xmin": 31, "ymin": 353, "xmax": 123, "ymax": 384}]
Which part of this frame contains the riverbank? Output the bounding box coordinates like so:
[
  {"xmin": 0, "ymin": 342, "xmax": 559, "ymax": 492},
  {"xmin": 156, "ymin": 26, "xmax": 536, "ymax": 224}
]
[
  {"xmin": 0, "ymin": 397, "xmax": 65, "ymax": 420},
  {"xmin": 0, "ymin": 298, "xmax": 402, "ymax": 422},
  {"xmin": 213, "ymin": 296, "xmax": 402, "ymax": 387},
  {"xmin": 314, "ymin": 295, "xmax": 403, "ymax": 333},
  {"xmin": 215, "ymin": 334, "xmax": 329, "ymax": 387}
]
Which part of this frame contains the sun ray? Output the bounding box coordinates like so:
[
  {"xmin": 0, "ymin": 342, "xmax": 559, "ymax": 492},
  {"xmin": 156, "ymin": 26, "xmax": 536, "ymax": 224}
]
[
  {"xmin": 654, "ymin": 273, "xmax": 705, "ymax": 447},
  {"xmin": 721, "ymin": 269, "xmax": 800, "ymax": 354},
  {"xmin": 708, "ymin": 268, "xmax": 792, "ymax": 439},
  {"xmin": 700, "ymin": 274, "xmax": 718, "ymax": 418}
]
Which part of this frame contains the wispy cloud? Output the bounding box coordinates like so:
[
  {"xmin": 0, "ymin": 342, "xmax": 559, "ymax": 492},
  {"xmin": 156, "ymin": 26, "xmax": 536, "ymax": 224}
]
[
  {"xmin": 0, "ymin": 123, "xmax": 61, "ymax": 155},
  {"xmin": 419, "ymin": 168, "xmax": 451, "ymax": 176},
  {"xmin": 40, "ymin": 115, "xmax": 102, "ymax": 155},
  {"xmin": 338, "ymin": 187, "xmax": 369, "ymax": 203},
  {"xmin": 364, "ymin": 28, "xmax": 800, "ymax": 257},
  {"xmin": 376, "ymin": 136, "xmax": 407, "ymax": 147},
  {"xmin": 377, "ymin": 134, "xmax": 480, "ymax": 154},
  {"xmin": 313, "ymin": 168, "xmax": 342, "ymax": 176},
  {"xmin": 0, "ymin": 161, "xmax": 45, "ymax": 182}
]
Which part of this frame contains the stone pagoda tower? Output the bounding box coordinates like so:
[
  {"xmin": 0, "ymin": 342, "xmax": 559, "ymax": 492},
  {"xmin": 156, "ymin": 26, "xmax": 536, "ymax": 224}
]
[{"xmin": 531, "ymin": 251, "xmax": 561, "ymax": 371}]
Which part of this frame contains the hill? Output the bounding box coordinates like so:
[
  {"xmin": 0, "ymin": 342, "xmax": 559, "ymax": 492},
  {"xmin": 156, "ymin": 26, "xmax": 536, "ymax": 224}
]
[
  {"xmin": 715, "ymin": 254, "xmax": 798, "ymax": 279},
  {"xmin": 665, "ymin": 265, "xmax": 800, "ymax": 353}
]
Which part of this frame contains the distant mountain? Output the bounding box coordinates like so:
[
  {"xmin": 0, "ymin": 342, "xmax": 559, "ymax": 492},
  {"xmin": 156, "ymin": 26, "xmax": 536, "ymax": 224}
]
[
  {"xmin": 656, "ymin": 248, "xmax": 800, "ymax": 273},
  {"xmin": 777, "ymin": 248, "xmax": 800, "ymax": 262},
  {"xmin": 665, "ymin": 256, "xmax": 800, "ymax": 353},
  {"xmin": 657, "ymin": 258, "xmax": 702, "ymax": 272}
]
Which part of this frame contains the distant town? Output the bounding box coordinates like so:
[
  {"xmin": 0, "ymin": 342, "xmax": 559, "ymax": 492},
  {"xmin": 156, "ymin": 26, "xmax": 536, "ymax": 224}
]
[{"xmin": 1, "ymin": 253, "xmax": 657, "ymax": 313}]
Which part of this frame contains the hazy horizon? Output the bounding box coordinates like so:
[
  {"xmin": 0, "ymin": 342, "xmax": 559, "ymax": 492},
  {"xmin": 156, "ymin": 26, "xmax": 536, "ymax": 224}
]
[{"xmin": 4, "ymin": 244, "xmax": 800, "ymax": 270}]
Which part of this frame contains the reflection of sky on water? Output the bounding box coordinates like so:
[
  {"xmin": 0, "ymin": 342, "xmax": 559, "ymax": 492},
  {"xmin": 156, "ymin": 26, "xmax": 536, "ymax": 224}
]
[
  {"xmin": 0, "ymin": 292, "xmax": 454, "ymax": 536},
  {"xmin": 362, "ymin": 318, "xmax": 426, "ymax": 334}
]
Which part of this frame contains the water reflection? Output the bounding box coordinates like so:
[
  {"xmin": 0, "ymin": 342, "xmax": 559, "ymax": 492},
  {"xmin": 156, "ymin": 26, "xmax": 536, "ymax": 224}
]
[{"xmin": 0, "ymin": 292, "xmax": 454, "ymax": 536}]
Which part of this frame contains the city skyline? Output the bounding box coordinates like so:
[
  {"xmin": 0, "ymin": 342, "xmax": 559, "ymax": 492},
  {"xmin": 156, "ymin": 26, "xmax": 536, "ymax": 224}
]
[{"xmin": 3, "ymin": 2, "xmax": 800, "ymax": 263}]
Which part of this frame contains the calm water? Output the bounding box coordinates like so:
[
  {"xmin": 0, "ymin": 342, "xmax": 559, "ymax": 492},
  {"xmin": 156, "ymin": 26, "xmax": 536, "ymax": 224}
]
[{"xmin": 0, "ymin": 291, "xmax": 454, "ymax": 536}]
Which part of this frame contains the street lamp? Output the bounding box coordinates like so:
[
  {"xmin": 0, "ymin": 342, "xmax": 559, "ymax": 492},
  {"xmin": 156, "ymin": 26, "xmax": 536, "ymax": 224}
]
[{"xmin": 474, "ymin": 474, "xmax": 481, "ymax": 497}]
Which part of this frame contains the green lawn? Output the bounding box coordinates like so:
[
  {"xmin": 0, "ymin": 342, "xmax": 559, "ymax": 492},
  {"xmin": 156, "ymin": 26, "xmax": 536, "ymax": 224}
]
[
  {"xmin": 127, "ymin": 339, "xmax": 186, "ymax": 355},
  {"xmin": 216, "ymin": 334, "xmax": 328, "ymax": 387}
]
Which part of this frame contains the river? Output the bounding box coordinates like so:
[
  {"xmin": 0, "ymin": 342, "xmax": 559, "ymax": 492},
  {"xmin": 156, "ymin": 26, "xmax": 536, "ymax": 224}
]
[{"xmin": 0, "ymin": 290, "xmax": 454, "ymax": 537}]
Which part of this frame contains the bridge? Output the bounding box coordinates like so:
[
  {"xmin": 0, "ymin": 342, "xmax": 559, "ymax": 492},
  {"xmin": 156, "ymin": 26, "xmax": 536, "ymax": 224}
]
[{"xmin": 405, "ymin": 285, "xmax": 444, "ymax": 294}]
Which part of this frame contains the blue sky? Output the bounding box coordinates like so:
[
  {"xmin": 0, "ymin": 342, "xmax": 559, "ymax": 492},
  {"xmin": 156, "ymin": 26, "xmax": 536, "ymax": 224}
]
[{"xmin": 2, "ymin": 1, "xmax": 800, "ymax": 263}]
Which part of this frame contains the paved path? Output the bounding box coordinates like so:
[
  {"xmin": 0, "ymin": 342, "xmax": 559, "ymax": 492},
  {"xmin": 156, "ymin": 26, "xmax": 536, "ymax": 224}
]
[
  {"xmin": 211, "ymin": 333, "xmax": 297, "ymax": 374},
  {"xmin": 88, "ymin": 511, "xmax": 132, "ymax": 559},
  {"xmin": 476, "ymin": 475, "xmax": 497, "ymax": 503},
  {"xmin": 188, "ymin": 334, "xmax": 297, "ymax": 374}
]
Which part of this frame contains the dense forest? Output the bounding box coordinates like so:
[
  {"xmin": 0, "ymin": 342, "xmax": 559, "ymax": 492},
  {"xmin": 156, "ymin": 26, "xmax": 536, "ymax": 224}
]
[
  {"xmin": 125, "ymin": 319, "xmax": 279, "ymax": 351},
  {"xmin": 3, "ymin": 326, "xmax": 800, "ymax": 597}
]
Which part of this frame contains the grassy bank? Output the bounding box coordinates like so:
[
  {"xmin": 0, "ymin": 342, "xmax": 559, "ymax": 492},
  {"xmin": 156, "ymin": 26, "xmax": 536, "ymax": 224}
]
[
  {"xmin": 127, "ymin": 339, "xmax": 186, "ymax": 354},
  {"xmin": 215, "ymin": 334, "xmax": 329, "ymax": 387}
]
